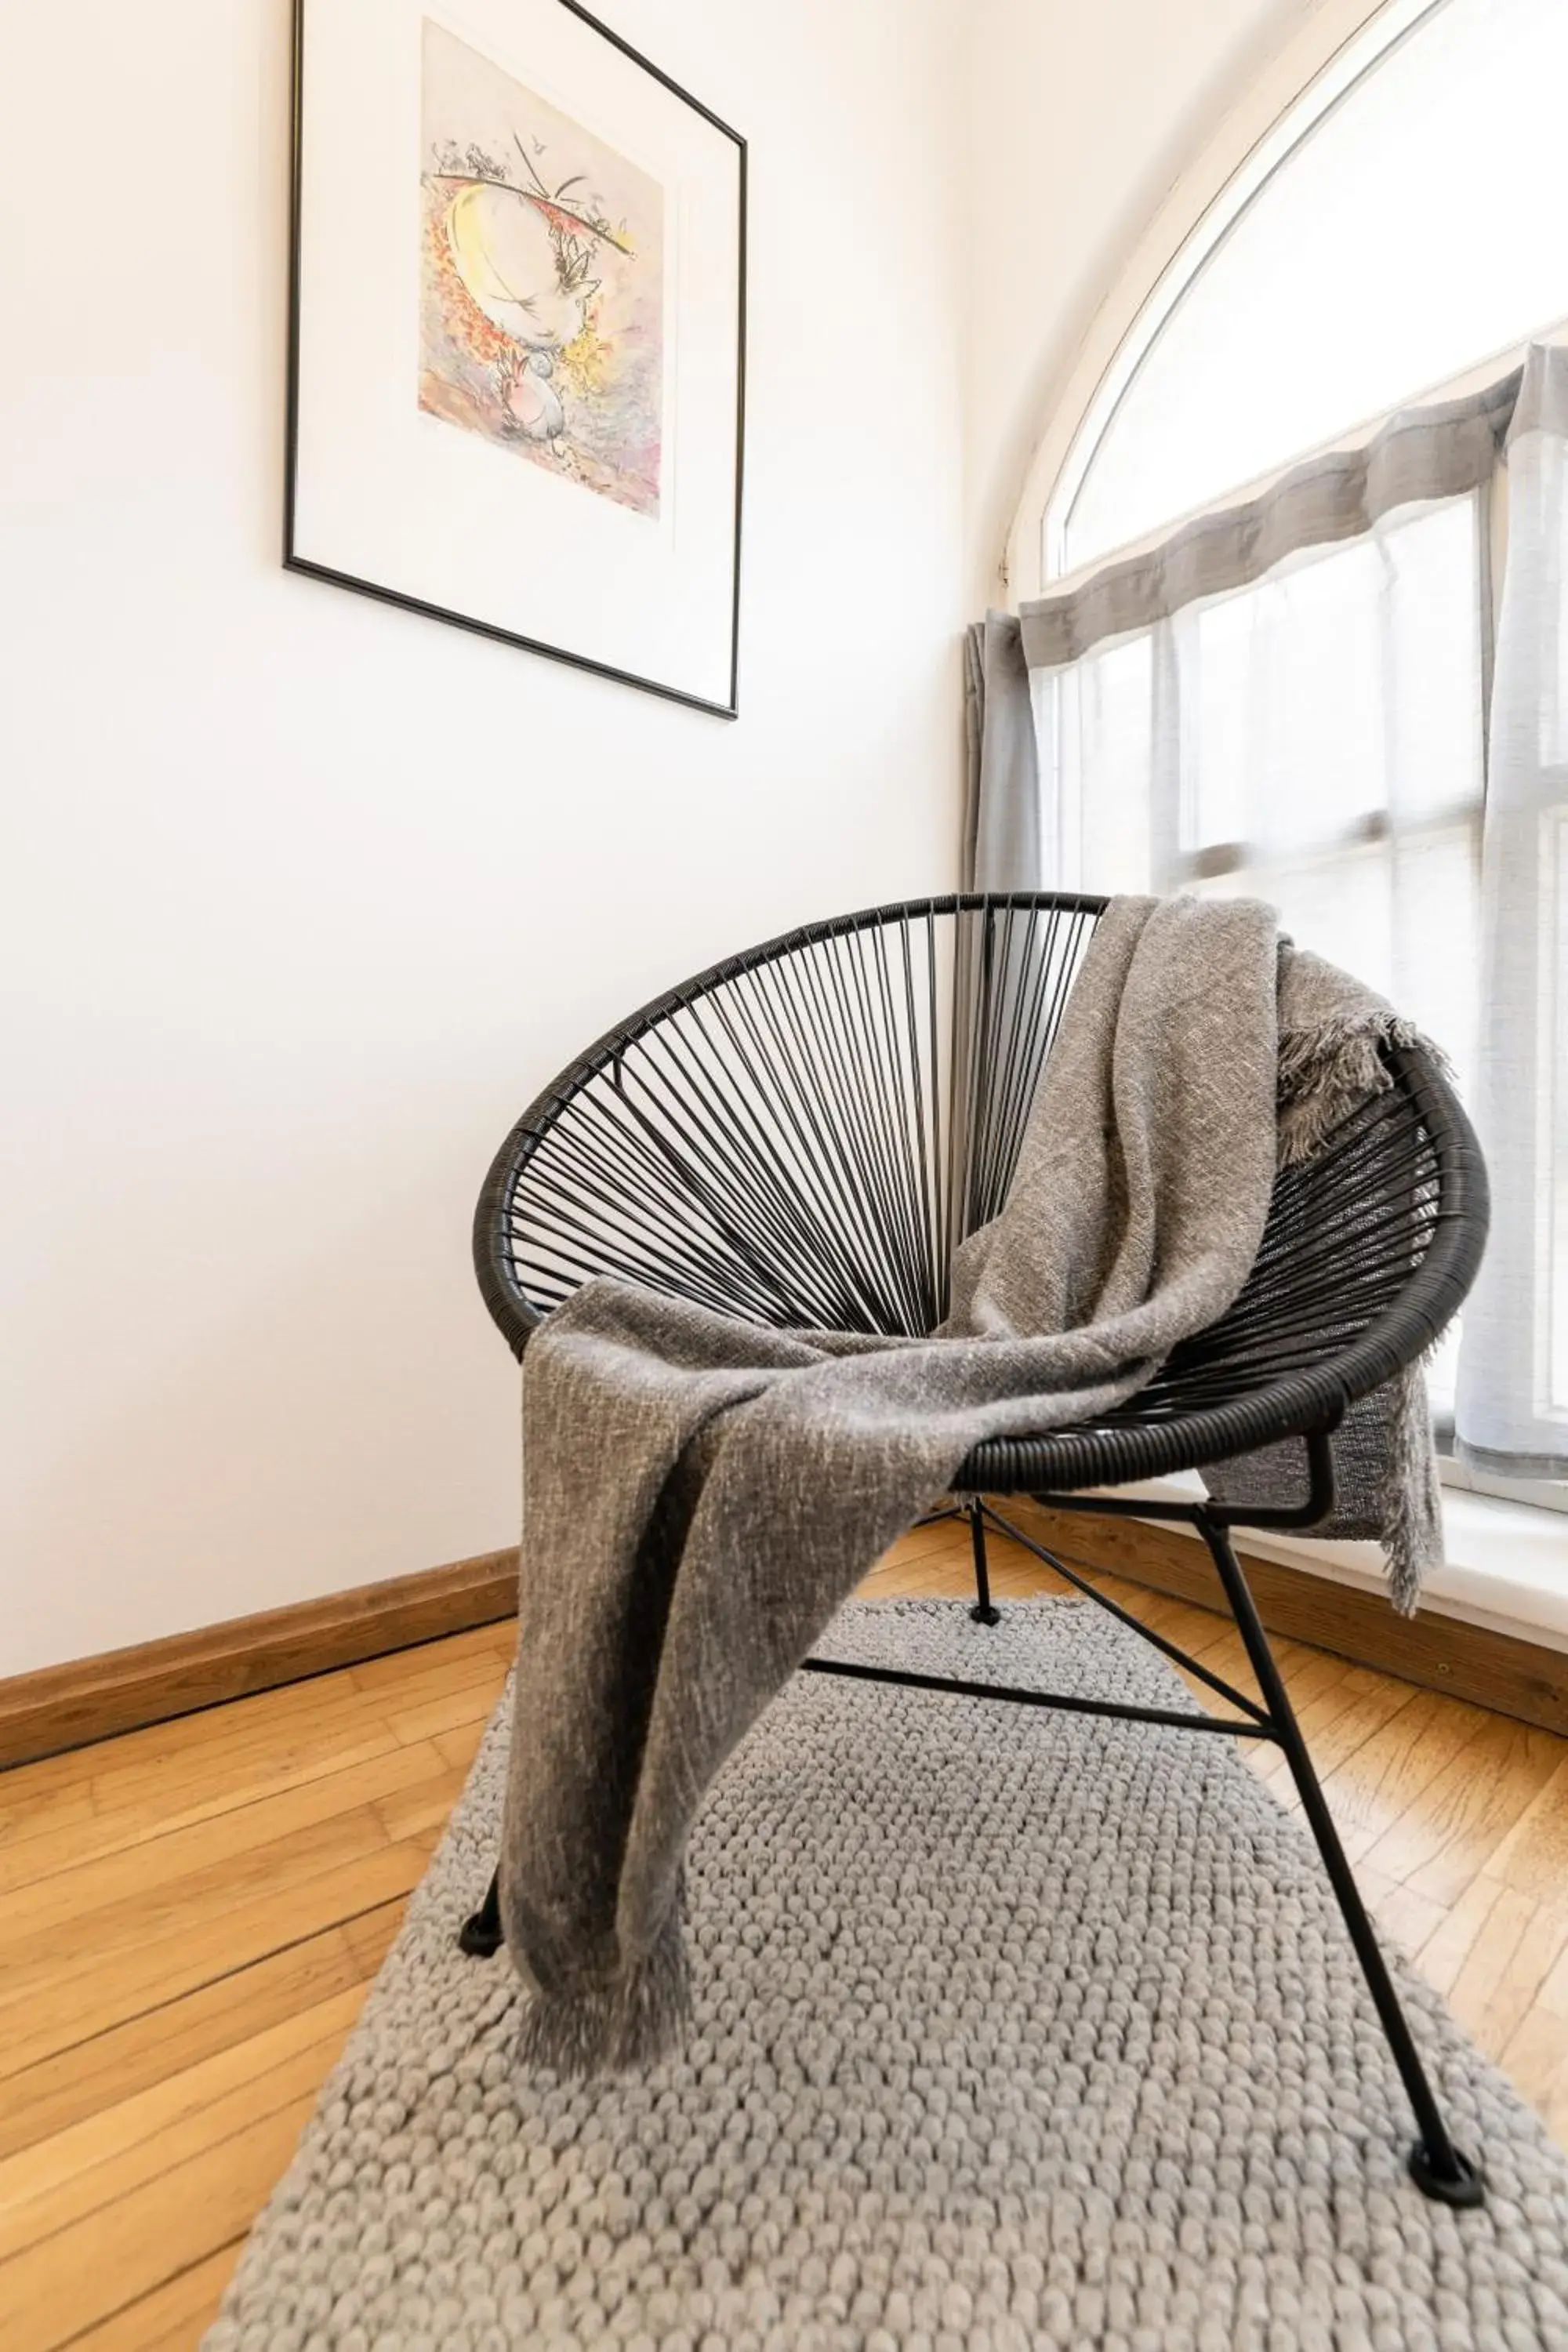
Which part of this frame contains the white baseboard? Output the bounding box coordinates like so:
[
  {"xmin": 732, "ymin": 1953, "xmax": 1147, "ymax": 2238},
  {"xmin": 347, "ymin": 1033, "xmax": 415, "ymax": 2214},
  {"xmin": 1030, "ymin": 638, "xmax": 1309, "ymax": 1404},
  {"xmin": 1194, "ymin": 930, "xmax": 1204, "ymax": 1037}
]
[{"xmin": 1102, "ymin": 1475, "xmax": 1568, "ymax": 1656}]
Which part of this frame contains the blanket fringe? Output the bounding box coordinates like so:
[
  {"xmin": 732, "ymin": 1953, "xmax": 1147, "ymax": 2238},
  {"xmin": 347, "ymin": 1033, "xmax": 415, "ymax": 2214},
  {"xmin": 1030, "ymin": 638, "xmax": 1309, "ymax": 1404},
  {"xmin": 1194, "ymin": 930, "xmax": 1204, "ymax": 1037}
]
[
  {"xmin": 514, "ymin": 1911, "xmax": 690, "ymax": 2078},
  {"xmin": 1378, "ymin": 1359, "xmax": 1445, "ymax": 1617},
  {"xmin": 1276, "ymin": 1012, "xmax": 1425, "ymax": 1169}
]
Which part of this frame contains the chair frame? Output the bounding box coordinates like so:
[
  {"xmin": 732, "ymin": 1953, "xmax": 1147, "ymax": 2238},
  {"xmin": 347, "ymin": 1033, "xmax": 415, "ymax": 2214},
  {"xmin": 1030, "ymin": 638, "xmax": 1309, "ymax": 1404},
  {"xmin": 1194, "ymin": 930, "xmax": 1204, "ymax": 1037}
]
[{"xmin": 459, "ymin": 893, "xmax": 1490, "ymax": 2209}]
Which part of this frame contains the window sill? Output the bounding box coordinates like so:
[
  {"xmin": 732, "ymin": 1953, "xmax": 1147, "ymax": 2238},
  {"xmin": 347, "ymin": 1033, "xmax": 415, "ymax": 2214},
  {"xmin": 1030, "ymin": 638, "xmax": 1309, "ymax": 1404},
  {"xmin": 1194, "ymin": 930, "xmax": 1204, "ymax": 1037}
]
[{"xmin": 1097, "ymin": 1475, "xmax": 1568, "ymax": 1656}]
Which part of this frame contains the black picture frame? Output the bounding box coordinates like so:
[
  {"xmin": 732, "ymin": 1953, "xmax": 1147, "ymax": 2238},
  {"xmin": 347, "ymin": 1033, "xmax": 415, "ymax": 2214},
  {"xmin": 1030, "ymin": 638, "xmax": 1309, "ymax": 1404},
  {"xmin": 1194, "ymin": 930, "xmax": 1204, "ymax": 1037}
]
[{"xmin": 285, "ymin": 0, "xmax": 746, "ymax": 717}]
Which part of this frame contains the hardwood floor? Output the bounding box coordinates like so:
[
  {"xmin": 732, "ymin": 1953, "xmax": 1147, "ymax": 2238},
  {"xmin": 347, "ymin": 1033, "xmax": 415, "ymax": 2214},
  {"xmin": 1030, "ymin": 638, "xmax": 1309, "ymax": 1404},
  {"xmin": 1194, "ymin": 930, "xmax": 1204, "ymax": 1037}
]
[{"xmin": 2, "ymin": 1516, "xmax": 1565, "ymax": 2350}]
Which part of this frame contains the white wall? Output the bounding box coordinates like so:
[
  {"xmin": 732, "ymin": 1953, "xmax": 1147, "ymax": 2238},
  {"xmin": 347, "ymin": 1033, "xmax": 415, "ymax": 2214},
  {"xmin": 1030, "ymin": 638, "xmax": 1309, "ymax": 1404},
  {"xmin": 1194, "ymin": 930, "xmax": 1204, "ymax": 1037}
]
[
  {"xmin": 960, "ymin": 0, "xmax": 1315, "ymax": 604},
  {"xmin": 0, "ymin": 0, "xmax": 966, "ymax": 1674},
  {"xmin": 1, "ymin": 0, "xmax": 1363, "ymax": 1679}
]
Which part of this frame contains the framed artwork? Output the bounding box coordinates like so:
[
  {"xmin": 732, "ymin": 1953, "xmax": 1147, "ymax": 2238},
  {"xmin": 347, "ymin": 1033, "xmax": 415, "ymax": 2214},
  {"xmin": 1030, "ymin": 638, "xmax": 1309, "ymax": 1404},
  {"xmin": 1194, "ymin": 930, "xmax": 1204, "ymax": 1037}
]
[{"xmin": 287, "ymin": 0, "xmax": 746, "ymax": 715}]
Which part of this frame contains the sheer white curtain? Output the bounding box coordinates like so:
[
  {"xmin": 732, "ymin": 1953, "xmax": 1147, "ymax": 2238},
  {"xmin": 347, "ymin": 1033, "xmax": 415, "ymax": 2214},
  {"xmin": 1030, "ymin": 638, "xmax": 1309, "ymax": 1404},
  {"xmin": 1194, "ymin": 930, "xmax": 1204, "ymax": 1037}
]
[
  {"xmin": 1030, "ymin": 494, "xmax": 1485, "ymax": 1097},
  {"xmin": 1457, "ymin": 347, "xmax": 1568, "ymax": 1472}
]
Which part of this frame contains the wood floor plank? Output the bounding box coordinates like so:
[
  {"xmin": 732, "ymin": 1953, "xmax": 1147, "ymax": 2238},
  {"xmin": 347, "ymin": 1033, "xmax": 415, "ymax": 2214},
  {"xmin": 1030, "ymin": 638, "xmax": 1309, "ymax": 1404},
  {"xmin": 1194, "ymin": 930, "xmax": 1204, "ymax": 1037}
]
[
  {"xmin": 0, "ymin": 1715, "xmax": 410, "ymax": 1900},
  {"xmin": 432, "ymin": 1719, "xmax": 492, "ymax": 1775},
  {"xmin": 61, "ymin": 2246, "xmax": 241, "ymax": 2352},
  {"xmin": 1534, "ymin": 1922, "xmax": 1568, "ymax": 2023},
  {"xmin": 1450, "ymin": 1887, "xmax": 1568, "ymax": 2060},
  {"xmin": 1250, "ymin": 1681, "xmax": 1361, "ymax": 1791},
  {"xmin": 332, "ymin": 1642, "xmax": 510, "ymax": 1725},
  {"xmin": 20, "ymin": 1635, "xmax": 500, "ymax": 1837},
  {"xmin": 0, "ymin": 1621, "xmax": 510, "ymax": 1823},
  {"xmin": 1359, "ymin": 1864, "xmax": 1448, "ymax": 1962},
  {"xmin": 0, "ymin": 1921, "xmax": 378, "ymax": 2165},
  {"xmin": 0, "ymin": 2092, "xmax": 316, "ymax": 2352},
  {"xmin": 82, "ymin": 1641, "xmax": 505, "ymax": 1805},
  {"xmin": 0, "ymin": 1994, "xmax": 360, "ymax": 2261},
  {"xmin": 1501, "ymin": 2005, "xmax": 1568, "ymax": 2151},
  {"xmin": 344, "ymin": 1618, "xmax": 516, "ymax": 1693},
  {"xmin": 0, "ymin": 1743, "xmax": 445, "ymax": 1947},
  {"xmin": 1319, "ymin": 1686, "xmax": 1493, "ymax": 1862},
  {"xmin": 1483, "ymin": 1753, "xmax": 1568, "ymax": 1904},
  {"xmin": 385, "ymin": 1676, "xmax": 510, "ymax": 1747},
  {"xmin": 372, "ymin": 1763, "xmax": 474, "ymax": 1846},
  {"xmin": 1360, "ymin": 1716, "xmax": 1565, "ymax": 1904},
  {"xmin": 1416, "ymin": 1870, "xmax": 1511, "ymax": 1998},
  {"xmin": 336, "ymin": 1895, "xmax": 408, "ymax": 1980},
  {"xmin": 1114, "ymin": 1589, "xmax": 1208, "ymax": 1646},
  {"xmin": 0, "ymin": 1665, "xmax": 445, "ymax": 1870},
  {"xmin": 1271, "ymin": 1646, "xmax": 1360, "ymax": 1715},
  {"xmin": 0, "ymin": 1783, "xmax": 96, "ymax": 1849},
  {"xmin": 1445, "ymin": 1882, "xmax": 1544, "ymax": 2041},
  {"xmin": 0, "ymin": 1984, "xmax": 361, "ymax": 2241},
  {"xmin": 1252, "ymin": 1666, "xmax": 1417, "ymax": 1793},
  {"xmin": 857, "ymin": 1557, "xmax": 972, "ymax": 1600},
  {"xmin": 868, "ymin": 1515, "xmax": 978, "ymax": 1570},
  {"xmin": 0, "ymin": 1803, "xmax": 403, "ymax": 2000},
  {"xmin": 0, "ymin": 1841, "xmax": 430, "ymax": 2081},
  {"xmin": 1158, "ymin": 1617, "xmax": 1263, "ymax": 1695},
  {"xmin": 0, "ymin": 1663, "xmax": 383, "ymax": 1817}
]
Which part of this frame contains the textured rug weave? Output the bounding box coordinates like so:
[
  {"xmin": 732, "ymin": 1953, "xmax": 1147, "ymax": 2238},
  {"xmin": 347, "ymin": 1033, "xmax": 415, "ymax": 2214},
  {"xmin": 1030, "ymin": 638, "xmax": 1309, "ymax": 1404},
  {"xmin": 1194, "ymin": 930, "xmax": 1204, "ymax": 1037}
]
[{"xmin": 206, "ymin": 1600, "xmax": 1568, "ymax": 2352}]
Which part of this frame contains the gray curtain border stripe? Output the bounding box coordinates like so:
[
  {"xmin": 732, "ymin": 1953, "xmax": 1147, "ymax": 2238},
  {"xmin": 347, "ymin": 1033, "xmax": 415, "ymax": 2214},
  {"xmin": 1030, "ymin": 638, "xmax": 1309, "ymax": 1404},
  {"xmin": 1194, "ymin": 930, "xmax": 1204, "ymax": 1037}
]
[
  {"xmin": 1507, "ymin": 337, "xmax": 1568, "ymax": 446},
  {"xmin": 1018, "ymin": 368, "xmax": 1524, "ymax": 672}
]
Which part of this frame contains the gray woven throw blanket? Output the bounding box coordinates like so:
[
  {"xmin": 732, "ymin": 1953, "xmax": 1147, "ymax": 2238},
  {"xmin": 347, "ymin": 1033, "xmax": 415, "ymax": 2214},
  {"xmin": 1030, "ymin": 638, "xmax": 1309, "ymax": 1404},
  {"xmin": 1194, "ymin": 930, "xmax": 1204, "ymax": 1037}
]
[{"xmin": 500, "ymin": 895, "xmax": 1441, "ymax": 2074}]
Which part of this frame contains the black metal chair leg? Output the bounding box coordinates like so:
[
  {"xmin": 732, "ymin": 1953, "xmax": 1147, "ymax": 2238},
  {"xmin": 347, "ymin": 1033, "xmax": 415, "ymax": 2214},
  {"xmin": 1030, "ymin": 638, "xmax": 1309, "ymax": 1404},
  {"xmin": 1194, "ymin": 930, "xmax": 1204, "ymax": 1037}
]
[
  {"xmin": 459, "ymin": 1867, "xmax": 503, "ymax": 1958},
  {"xmin": 968, "ymin": 1497, "xmax": 1000, "ymax": 1624},
  {"xmin": 1196, "ymin": 1508, "xmax": 1485, "ymax": 2209}
]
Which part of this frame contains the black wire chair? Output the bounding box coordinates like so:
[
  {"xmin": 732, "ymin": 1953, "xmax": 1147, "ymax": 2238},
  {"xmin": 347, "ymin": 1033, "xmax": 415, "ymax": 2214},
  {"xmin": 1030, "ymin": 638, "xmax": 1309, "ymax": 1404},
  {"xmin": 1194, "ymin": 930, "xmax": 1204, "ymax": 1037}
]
[{"xmin": 460, "ymin": 891, "xmax": 1490, "ymax": 2207}]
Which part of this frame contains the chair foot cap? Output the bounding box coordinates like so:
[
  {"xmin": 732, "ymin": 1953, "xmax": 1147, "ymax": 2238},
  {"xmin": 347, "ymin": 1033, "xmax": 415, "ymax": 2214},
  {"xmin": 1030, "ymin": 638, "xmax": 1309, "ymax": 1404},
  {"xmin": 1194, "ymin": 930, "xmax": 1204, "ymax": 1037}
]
[
  {"xmin": 1407, "ymin": 2143, "xmax": 1485, "ymax": 2207},
  {"xmin": 459, "ymin": 1911, "xmax": 504, "ymax": 1958},
  {"xmin": 969, "ymin": 1604, "xmax": 1001, "ymax": 1626}
]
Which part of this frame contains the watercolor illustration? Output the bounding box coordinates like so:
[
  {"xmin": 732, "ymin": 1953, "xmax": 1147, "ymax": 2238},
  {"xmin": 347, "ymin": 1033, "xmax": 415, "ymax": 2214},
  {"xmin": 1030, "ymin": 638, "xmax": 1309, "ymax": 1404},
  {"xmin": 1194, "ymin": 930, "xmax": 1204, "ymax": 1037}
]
[{"xmin": 419, "ymin": 19, "xmax": 664, "ymax": 517}]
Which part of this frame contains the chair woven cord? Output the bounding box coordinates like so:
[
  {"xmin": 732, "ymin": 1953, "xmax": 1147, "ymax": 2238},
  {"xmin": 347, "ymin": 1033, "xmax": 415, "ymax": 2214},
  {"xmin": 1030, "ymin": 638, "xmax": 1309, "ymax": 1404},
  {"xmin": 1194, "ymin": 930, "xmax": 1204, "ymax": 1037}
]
[{"xmin": 474, "ymin": 894, "xmax": 1486, "ymax": 1492}]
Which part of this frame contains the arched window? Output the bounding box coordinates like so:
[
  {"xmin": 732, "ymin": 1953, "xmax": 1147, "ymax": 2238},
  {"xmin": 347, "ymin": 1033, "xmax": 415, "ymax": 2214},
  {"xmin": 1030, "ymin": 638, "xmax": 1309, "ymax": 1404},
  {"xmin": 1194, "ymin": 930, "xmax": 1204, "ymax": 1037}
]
[
  {"xmin": 978, "ymin": 0, "xmax": 1568, "ymax": 1486},
  {"xmin": 1038, "ymin": 0, "xmax": 1568, "ymax": 585}
]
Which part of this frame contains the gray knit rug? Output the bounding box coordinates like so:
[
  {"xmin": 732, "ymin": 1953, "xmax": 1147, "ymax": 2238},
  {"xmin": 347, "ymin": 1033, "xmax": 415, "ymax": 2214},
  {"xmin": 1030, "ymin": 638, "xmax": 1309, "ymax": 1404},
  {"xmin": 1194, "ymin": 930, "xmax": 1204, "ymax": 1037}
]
[{"xmin": 206, "ymin": 1599, "xmax": 1568, "ymax": 2352}]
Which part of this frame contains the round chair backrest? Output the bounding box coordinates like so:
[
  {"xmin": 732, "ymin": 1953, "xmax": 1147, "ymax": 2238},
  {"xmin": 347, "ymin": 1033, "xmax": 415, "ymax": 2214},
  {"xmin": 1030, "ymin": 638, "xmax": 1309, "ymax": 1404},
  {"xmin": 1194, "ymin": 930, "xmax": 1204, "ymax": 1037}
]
[
  {"xmin": 474, "ymin": 893, "xmax": 1486, "ymax": 1449},
  {"xmin": 475, "ymin": 895, "xmax": 1107, "ymax": 1351}
]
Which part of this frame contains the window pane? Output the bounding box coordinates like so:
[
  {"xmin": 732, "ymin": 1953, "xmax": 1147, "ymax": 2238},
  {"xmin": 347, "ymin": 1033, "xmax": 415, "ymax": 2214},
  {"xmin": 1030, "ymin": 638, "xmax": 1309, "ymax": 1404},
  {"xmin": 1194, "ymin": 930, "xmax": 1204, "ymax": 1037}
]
[
  {"xmin": 1185, "ymin": 539, "xmax": 1388, "ymax": 860},
  {"xmin": 1033, "ymin": 635, "xmax": 1155, "ymax": 894},
  {"xmin": 1385, "ymin": 499, "xmax": 1486, "ymax": 819},
  {"xmin": 1034, "ymin": 497, "xmax": 1483, "ymax": 1080},
  {"xmin": 1196, "ymin": 844, "xmax": 1394, "ymax": 998},
  {"xmin": 1065, "ymin": 0, "xmax": 1568, "ymax": 573},
  {"xmin": 1174, "ymin": 502, "xmax": 1483, "ymax": 1025}
]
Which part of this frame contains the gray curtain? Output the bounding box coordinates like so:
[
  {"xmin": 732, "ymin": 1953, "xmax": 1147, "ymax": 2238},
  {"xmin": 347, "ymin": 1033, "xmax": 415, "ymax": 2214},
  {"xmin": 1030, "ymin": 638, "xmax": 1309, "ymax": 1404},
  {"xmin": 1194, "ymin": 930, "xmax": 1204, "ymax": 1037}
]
[{"xmin": 961, "ymin": 612, "xmax": 1038, "ymax": 890}]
